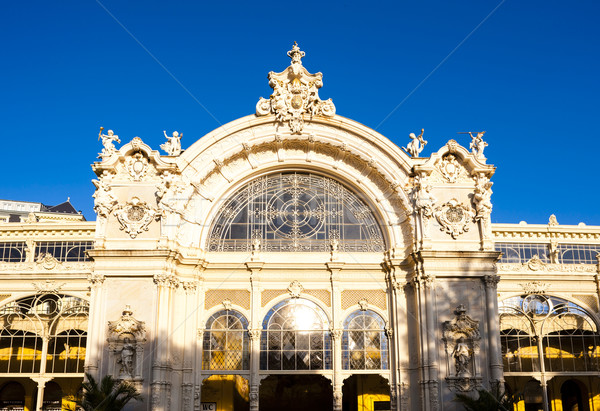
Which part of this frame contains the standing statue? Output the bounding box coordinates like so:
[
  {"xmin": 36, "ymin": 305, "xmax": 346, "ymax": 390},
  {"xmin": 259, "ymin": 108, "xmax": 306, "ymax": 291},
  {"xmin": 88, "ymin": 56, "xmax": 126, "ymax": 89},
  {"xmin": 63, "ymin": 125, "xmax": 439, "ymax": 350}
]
[
  {"xmin": 473, "ymin": 173, "xmax": 493, "ymax": 218},
  {"xmin": 402, "ymin": 129, "xmax": 427, "ymax": 157},
  {"xmin": 118, "ymin": 337, "xmax": 135, "ymax": 378},
  {"xmin": 468, "ymin": 131, "xmax": 488, "ymax": 158},
  {"xmin": 161, "ymin": 130, "xmax": 182, "ymax": 156},
  {"xmin": 453, "ymin": 337, "xmax": 471, "ymax": 376},
  {"xmin": 98, "ymin": 127, "xmax": 121, "ymax": 158}
]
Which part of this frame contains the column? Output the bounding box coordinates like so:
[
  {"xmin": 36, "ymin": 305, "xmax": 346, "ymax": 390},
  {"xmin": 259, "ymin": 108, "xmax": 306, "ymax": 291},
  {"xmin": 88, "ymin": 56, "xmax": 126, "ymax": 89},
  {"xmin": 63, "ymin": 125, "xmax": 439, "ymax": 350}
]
[
  {"xmin": 84, "ymin": 274, "xmax": 105, "ymax": 377},
  {"xmin": 484, "ymin": 275, "xmax": 503, "ymax": 392},
  {"xmin": 327, "ymin": 262, "xmax": 344, "ymax": 411},
  {"xmin": 30, "ymin": 377, "xmax": 50, "ymax": 411},
  {"xmin": 246, "ymin": 261, "xmax": 264, "ymax": 411}
]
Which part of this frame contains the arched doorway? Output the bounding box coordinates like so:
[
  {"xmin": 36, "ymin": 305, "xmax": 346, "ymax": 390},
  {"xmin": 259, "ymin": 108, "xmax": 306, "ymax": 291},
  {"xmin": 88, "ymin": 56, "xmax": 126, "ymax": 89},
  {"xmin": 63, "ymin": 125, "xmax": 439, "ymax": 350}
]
[
  {"xmin": 259, "ymin": 375, "xmax": 332, "ymax": 411},
  {"xmin": 342, "ymin": 375, "xmax": 390, "ymax": 411},
  {"xmin": 42, "ymin": 381, "xmax": 62, "ymax": 411},
  {"xmin": 0, "ymin": 381, "xmax": 25, "ymax": 410},
  {"xmin": 201, "ymin": 375, "xmax": 249, "ymax": 411},
  {"xmin": 561, "ymin": 379, "xmax": 587, "ymax": 411}
]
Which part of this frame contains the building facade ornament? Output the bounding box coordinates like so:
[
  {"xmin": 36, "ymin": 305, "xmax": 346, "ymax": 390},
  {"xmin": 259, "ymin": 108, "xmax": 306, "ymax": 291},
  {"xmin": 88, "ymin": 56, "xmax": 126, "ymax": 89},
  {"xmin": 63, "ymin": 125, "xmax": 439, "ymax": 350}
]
[
  {"xmin": 473, "ymin": 173, "xmax": 493, "ymax": 219},
  {"xmin": 358, "ymin": 298, "xmax": 368, "ymax": 311},
  {"xmin": 437, "ymin": 154, "xmax": 463, "ymax": 183},
  {"xmin": 161, "ymin": 131, "xmax": 182, "ymax": 156},
  {"xmin": 153, "ymin": 273, "xmax": 180, "ymax": 289},
  {"xmin": 32, "ymin": 279, "xmax": 65, "ymax": 294},
  {"xmin": 255, "ymin": 42, "xmax": 335, "ymax": 133},
  {"xmin": 402, "ymin": 128, "xmax": 427, "ymax": 157},
  {"xmin": 497, "ymin": 262, "xmax": 596, "ymax": 273},
  {"xmin": 468, "ymin": 131, "xmax": 487, "ymax": 159},
  {"xmin": 287, "ymin": 280, "xmax": 304, "ymax": 298},
  {"xmin": 107, "ymin": 305, "xmax": 147, "ymax": 381},
  {"xmin": 88, "ymin": 273, "xmax": 106, "ymax": 286},
  {"xmin": 548, "ymin": 214, "xmax": 559, "ymax": 226},
  {"xmin": 98, "ymin": 127, "xmax": 120, "ymax": 158},
  {"xmin": 434, "ymin": 199, "xmax": 475, "ymax": 239},
  {"xmin": 92, "ymin": 172, "xmax": 117, "ymax": 219},
  {"xmin": 483, "ymin": 275, "xmax": 500, "ymax": 289},
  {"xmin": 222, "ymin": 299, "xmax": 232, "ymax": 311},
  {"xmin": 442, "ymin": 305, "xmax": 481, "ymax": 392},
  {"xmin": 125, "ymin": 152, "xmax": 150, "ymax": 182},
  {"xmin": 35, "ymin": 253, "xmax": 62, "ymax": 270},
  {"xmin": 520, "ymin": 281, "xmax": 550, "ymax": 294},
  {"xmin": 413, "ymin": 174, "xmax": 436, "ymax": 219},
  {"xmin": 114, "ymin": 197, "xmax": 160, "ymax": 239}
]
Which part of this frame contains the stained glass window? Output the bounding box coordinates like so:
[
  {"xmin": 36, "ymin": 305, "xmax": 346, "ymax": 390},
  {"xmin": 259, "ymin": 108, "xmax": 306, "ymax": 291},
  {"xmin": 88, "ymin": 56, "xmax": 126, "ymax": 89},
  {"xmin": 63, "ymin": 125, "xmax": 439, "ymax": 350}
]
[
  {"xmin": 202, "ymin": 310, "xmax": 249, "ymax": 370},
  {"xmin": 342, "ymin": 310, "xmax": 388, "ymax": 370},
  {"xmin": 500, "ymin": 295, "xmax": 600, "ymax": 373},
  {"xmin": 208, "ymin": 172, "xmax": 385, "ymax": 252},
  {"xmin": 260, "ymin": 298, "xmax": 331, "ymax": 370}
]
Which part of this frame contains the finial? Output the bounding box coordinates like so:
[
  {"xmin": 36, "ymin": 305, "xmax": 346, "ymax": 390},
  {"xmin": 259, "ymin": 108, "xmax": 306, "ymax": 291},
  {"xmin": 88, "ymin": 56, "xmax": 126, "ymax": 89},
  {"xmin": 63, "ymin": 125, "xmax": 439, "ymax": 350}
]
[{"xmin": 287, "ymin": 41, "xmax": 305, "ymax": 64}]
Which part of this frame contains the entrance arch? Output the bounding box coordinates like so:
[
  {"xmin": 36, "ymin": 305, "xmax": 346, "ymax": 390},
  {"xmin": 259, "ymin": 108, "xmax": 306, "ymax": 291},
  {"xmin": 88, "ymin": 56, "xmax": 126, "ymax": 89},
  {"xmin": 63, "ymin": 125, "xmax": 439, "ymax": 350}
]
[{"xmin": 259, "ymin": 375, "xmax": 332, "ymax": 411}]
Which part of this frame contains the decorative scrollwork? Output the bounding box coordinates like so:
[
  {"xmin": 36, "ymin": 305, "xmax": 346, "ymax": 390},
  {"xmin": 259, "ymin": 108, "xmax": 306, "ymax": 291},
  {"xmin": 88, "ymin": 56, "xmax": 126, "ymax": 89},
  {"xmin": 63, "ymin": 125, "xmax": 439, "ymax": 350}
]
[{"xmin": 434, "ymin": 199, "xmax": 475, "ymax": 239}]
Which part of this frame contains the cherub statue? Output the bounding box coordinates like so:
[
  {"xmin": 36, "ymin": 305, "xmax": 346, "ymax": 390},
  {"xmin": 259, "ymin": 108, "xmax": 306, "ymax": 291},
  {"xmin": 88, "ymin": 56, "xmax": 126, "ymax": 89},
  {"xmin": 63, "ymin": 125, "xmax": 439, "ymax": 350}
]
[
  {"xmin": 473, "ymin": 173, "xmax": 493, "ymax": 218},
  {"xmin": 403, "ymin": 129, "xmax": 427, "ymax": 157},
  {"xmin": 98, "ymin": 127, "xmax": 121, "ymax": 158},
  {"xmin": 469, "ymin": 131, "xmax": 488, "ymax": 158},
  {"xmin": 161, "ymin": 130, "xmax": 182, "ymax": 156}
]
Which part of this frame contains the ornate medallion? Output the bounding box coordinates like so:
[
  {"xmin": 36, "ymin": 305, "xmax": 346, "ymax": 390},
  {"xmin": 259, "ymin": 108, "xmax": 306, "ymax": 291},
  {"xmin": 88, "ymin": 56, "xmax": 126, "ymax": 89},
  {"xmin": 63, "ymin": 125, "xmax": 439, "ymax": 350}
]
[
  {"xmin": 125, "ymin": 153, "xmax": 149, "ymax": 181},
  {"xmin": 114, "ymin": 197, "xmax": 159, "ymax": 238},
  {"xmin": 434, "ymin": 199, "xmax": 475, "ymax": 239}
]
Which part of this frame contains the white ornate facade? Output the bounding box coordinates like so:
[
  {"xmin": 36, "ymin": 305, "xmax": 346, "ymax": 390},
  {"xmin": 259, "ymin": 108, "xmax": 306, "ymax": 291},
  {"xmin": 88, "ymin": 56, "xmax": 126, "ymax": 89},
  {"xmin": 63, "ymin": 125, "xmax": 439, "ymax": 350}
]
[{"xmin": 0, "ymin": 44, "xmax": 599, "ymax": 411}]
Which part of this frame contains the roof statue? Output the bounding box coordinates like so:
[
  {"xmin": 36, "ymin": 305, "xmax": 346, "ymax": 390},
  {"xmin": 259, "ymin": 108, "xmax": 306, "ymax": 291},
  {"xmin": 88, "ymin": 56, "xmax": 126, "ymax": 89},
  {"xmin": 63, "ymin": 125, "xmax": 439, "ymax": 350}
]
[{"xmin": 256, "ymin": 42, "xmax": 336, "ymax": 133}]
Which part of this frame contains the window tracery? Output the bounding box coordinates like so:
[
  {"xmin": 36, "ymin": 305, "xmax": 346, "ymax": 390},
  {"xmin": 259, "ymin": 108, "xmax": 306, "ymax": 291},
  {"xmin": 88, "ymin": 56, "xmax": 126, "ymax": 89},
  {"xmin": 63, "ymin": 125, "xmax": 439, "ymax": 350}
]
[
  {"xmin": 260, "ymin": 298, "xmax": 331, "ymax": 370},
  {"xmin": 500, "ymin": 295, "xmax": 600, "ymax": 373},
  {"xmin": 202, "ymin": 310, "xmax": 249, "ymax": 370},
  {"xmin": 208, "ymin": 172, "xmax": 385, "ymax": 252},
  {"xmin": 0, "ymin": 294, "xmax": 89, "ymax": 374},
  {"xmin": 342, "ymin": 310, "xmax": 388, "ymax": 370}
]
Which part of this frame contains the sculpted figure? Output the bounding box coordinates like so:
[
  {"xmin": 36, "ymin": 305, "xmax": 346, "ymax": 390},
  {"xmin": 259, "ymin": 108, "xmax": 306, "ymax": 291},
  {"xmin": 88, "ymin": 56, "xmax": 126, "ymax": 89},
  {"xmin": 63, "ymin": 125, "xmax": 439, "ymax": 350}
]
[
  {"xmin": 161, "ymin": 130, "xmax": 182, "ymax": 156},
  {"xmin": 414, "ymin": 175, "xmax": 436, "ymax": 218},
  {"xmin": 469, "ymin": 131, "xmax": 488, "ymax": 158},
  {"xmin": 403, "ymin": 128, "xmax": 427, "ymax": 157},
  {"xmin": 473, "ymin": 174, "xmax": 493, "ymax": 218},
  {"xmin": 92, "ymin": 172, "xmax": 117, "ymax": 218},
  {"xmin": 453, "ymin": 337, "xmax": 471, "ymax": 376},
  {"xmin": 118, "ymin": 337, "xmax": 135, "ymax": 378},
  {"xmin": 98, "ymin": 127, "xmax": 121, "ymax": 158}
]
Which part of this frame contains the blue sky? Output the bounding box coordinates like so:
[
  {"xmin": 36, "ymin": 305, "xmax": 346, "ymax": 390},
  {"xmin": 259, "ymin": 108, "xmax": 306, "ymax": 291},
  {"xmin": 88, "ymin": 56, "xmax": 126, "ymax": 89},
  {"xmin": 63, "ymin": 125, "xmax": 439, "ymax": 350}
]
[{"xmin": 2, "ymin": 1, "xmax": 599, "ymax": 225}]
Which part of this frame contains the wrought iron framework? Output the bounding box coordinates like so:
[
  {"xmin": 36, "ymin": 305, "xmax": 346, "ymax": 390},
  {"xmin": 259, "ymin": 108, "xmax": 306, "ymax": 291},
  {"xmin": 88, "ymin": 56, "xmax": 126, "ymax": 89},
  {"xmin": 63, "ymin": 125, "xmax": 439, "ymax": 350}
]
[
  {"xmin": 0, "ymin": 242, "xmax": 26, "ymax": 263},
  {"xmin": 342, "ymin": 310, "xmax": 389, "ymax": 370},
  {"xmin": 500, "ymin": 294, "xmax": 600, "ymax": 373},
  {"xmin": 208, "ymin": 172, "xmax": 385, "ymax": 252},
  {"xmin": 260, "ymin": 298, "xmax": 331, "ymax": 370},
  {"xmin": 202, "ymin": 310, "xmax": 249, "ymax": 370},
  {"xmin": 35, "ymin": 241, "xmax": 93, "ymax": 262},
  {"xmin": 0, "ymin": 294, "xmax": 89, "ymax": 375}
]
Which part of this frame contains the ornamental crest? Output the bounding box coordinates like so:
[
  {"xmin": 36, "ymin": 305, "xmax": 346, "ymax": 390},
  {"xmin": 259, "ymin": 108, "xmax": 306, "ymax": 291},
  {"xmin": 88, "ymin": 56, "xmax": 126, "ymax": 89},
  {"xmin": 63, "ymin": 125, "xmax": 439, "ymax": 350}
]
[
  {"xmin": 436, "ymin": 154, "xmax": 466, "ymax": 183},
  {"xmin": 125, "ymin": 152, "xmax": 150, "ymax": 181},
  {"xmin": 288, "ymin": 280, "xmax": 304, "ymax": 298},
  {"xmin": 434, "ymin": 199, "xmax": 475, "ymax": 239},
  {"xmin": 114, "ymin": 197, "xmax": 160, "ymax": 238},
  {"xmin": 108, "ymin": 305, "xmax": 146, "ymax": 339},
  {"xmin": 256, "ymin": 42, "xmax": 336, "ymax": 133}
]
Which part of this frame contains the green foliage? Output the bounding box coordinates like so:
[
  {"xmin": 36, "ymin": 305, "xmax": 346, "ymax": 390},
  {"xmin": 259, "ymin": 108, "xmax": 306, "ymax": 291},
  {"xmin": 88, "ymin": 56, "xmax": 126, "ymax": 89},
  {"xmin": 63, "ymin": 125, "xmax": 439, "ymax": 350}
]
[
  {"xmin": 453, "ymin": 387, "xmax": 517, "ymax": 411},
  {"xmin": 67, "ymin": 373, "xmax": 142, "ymax": 411}
]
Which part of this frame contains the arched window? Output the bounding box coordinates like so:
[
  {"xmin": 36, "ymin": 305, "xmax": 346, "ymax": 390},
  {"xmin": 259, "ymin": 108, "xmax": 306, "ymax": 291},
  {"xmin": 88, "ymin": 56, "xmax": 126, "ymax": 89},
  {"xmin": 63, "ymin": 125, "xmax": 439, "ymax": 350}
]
[
  {"xmin": 0, "ymin": 294, "xmax": 89, "ymax": 375},
  {"xmin": 500, "ymin": 294, "xmax": 600, "ymax": 373},
  {"xmin": 208, "ymin": 172, "xmax": 385, "ymax": 252},
  {"xmin": 202, "ymin": 310, "xmax": 249, "ymax": 370},
  {"xmin": 261, "ymin": 298, "xmax": 331, "ymax": 370},
  {"xmin": 342, "ymin": 310, "xmax": 388, "ymax": 370}
]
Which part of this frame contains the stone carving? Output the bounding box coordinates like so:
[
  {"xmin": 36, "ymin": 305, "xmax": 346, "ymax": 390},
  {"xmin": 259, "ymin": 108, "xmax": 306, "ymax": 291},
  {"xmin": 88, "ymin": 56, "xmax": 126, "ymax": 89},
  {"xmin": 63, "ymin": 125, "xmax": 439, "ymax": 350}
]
[
  {"xmin": 222, "ymin": 299, "xmax": 232, "ymax": 310},
  {"xmin": 24, "ymin": 212, "xmax": 37, "ymax": 223},
  {"xmin": 161, "ymin": 130, "xmax": 182, "ymax": 156},
  {"xmin": 548, "ymin": 214, "xmax": 559, "ymax": 226},
  {"xmin": 358, "ymin": 298, "xmax": 368, "ymax": 311},
  {"xmin": 434, "ymin": 199, "xmax": 475, "ymax": 239},
  {"xmin": 32, "ymin": 279, "xmax": 65, "ymax": 293},
  {"xmin": 402, "ymin": 128, "xmax": 426, "ymax": 157},
  {"xmin": 468, "ymin": 131, "xmax": 487, "ymax": 159},
  {"xmin": 473, "ymin": 173, "xmax": 493, "ymax": 219},
  {"xmin": 413, "ymin": 174, "xmax": 436, "ymax": 219},
  {"xmin": 248, "ymin": 329, "xmax": 261, "ymax": 341},
  {"xmin": 125, "ymin": 153, "xmax": 150, "ymax": 181},
  {"xmin": 153, "ymin": 273, "xmax": 180, "ymax": 289},
  {"xmin": 520, "ymin": 281, "xmax": 550, "ymax": 294},
  {"xmin": 256, "ymin": 42, "xmax": 335, "ymax": 133},
  {"xmin": 437, "ymin": 154, "xmax": 464, "ymax": 183},
  {"xmin": 98, "ymin": 127, "xmax": 121, "ymax": 158},
  {"xmin": 107, "ymin": 305, "xmax": 146, "ymax": 381},
  {"xmin": 287, "ymin": 280, "xmax": 304, "ymax": 298},
  {"xmin": 92, "ymin": 172, "xmax": 117, "ymax": 219},
  {"xmin": 35, "ymin": 254, "xmax": 62, "ymax": 271},
  {"xmin": 442, "ymin": 305, "xmax": 481, "ymax": 392},
  {"xmin": 114, "ymin": 197, "xmax": 160, "ymax": 238},
  {"xmin": 498, "ymin": 262, "xmax": 596, "ymax": 273}
]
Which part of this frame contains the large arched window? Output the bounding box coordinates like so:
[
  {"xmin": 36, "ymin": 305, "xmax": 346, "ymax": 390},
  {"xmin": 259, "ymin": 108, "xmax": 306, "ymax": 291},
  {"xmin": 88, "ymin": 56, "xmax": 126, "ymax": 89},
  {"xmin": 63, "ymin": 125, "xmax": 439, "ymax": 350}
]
[
  {"xmin": 342, "ymin": 310, "xmax": 389, "ymax": 370},
  {"xmin": 202, "ymin": 310, "xmax": 249, "ymax": 370},
  {"xmin": 208, "ymin": 172, "xmax": 385, "ymax": 252},
  {"xmin": 261, "ymin": 298, "xmax": 331, "ymax": 370},
  {"xmin": 500, "ymin": 294, "xmax": 600, "ymax": 373},
  {"xmin": 0, "ymin": 294, "xmax": 89, "ymax": 375}
]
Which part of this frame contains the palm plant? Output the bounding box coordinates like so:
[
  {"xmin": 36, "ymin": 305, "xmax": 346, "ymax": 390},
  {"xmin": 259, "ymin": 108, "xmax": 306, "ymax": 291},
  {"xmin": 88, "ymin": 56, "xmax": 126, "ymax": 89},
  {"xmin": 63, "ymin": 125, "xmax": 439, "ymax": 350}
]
[
  {"xmin": 69, "ymin": 373, "xmax": 142, "ymax": 411},
  {"xmin": 453, "ymin": 387, "xmax": 517, "ymax": 411}
]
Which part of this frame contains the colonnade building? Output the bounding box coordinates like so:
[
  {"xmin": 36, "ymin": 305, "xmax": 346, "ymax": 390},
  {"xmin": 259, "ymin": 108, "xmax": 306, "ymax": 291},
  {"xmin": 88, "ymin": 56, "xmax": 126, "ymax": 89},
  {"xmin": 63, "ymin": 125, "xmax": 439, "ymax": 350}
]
[{"xmin": 0, "ymin": 44, "xmax": 599, "ymax": 411}]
